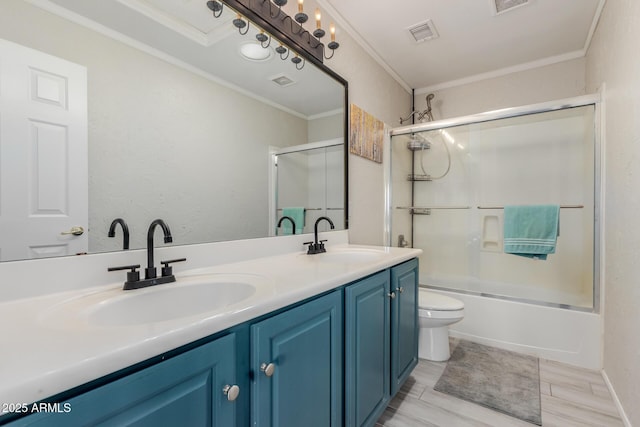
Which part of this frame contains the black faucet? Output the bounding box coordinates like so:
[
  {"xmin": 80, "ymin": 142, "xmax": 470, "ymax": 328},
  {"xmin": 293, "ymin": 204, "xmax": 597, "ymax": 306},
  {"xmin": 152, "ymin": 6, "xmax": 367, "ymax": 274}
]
[
  {"xmin": 305, "ymin": 216, "xmax": 335, "ymax": 254},
  {"xmin": 107, "ymin": 219, "xmax": 186, "ymax": 290},
  {"xmin": 145, "ymin": 219, "xmax": 172, "ymax": 280},
  {"xmin": 108, "ymin": 218, "xmax": 130, "ymax": 250},
  {"xmin": 277, "ymin": 216, "xmax": 297, "ymax": 234}
]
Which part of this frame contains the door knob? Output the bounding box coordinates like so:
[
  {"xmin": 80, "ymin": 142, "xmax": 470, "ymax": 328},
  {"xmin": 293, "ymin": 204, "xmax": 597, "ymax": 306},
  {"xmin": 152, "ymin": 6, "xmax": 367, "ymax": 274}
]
[
  {"xmin": 222, "ymin": 384, "xmax": 240, "ymax": 401},
  {"xmin": 61, "ymin": 226, "xmax": 84, "ymax": 236},
  {"xmin": 260, "ymin": 362, "xmax": 276, "ymax": 377},
  {"xmin": 388, "ymin": 291, "xmax": 396, "ymax": 299},
  {"xmin": 396, "ymin": 287, "xmax": 404, "ymax": 293}
]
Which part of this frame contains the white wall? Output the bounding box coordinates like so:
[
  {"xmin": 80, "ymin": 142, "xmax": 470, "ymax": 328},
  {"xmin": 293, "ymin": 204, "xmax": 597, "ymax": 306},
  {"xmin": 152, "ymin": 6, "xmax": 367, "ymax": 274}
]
[
  {"xmin": 0, "ymin": 0, "xmax": 307, "ymax": 252},
  {"xmin": 585, "ymin": 0, "xmax": 640, "ymax": 424},
  {"xmin": 414, "ymin": 58, "xmax": 587, "ymax": 120},
  {"xmin": 308, "ymin": 113, "xmax": 343, "ymax": 142}
]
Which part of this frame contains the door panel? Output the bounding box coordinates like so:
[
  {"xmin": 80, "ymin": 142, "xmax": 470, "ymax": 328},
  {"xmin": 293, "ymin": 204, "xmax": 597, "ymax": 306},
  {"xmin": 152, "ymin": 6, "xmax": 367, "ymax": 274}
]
[
  {"xmin": 0, "ymin": 39, "xmax": 88, "ymax": 261},
  {"xmin": 345, "ymin": 271, "xmax": 390, "ymax": 427},
  {"xmin": 391, "ymin": 259, "xmax": 419, "ymax": 396},
  {"xmin": 9, "ymin": 334, "xmax": 238, "ymax": 426},
  {"xmin": 251, "ymin": 290, "xmax": 343, "ymax": 427}
]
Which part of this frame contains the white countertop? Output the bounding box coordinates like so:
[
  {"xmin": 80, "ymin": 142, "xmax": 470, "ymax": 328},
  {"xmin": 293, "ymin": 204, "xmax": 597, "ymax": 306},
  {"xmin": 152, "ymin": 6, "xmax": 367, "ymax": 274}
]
[{"xmin": 0, "ymin": 243, "xmax": 421, "ymax": 412}]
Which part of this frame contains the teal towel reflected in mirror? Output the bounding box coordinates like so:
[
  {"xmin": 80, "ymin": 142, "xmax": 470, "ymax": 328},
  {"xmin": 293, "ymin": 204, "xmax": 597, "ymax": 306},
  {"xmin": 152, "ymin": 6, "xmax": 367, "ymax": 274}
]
[
  {"xmin": 503, "ymin": 205, "xmax": 560, "ymax": 260},
  {"xmin": 280, "ymin": 207, "xmax": 305, "ymax": 235}
]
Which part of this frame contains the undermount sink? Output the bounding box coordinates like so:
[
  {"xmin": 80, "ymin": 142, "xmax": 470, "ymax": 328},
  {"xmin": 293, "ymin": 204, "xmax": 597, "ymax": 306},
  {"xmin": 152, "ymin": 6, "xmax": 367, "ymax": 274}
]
[
  {"xmin": 40, "ymin": 273, "xmax": 272, "ymax": 328},
  {"xmin": 312, "ymin": 248, "xmax": 387, "ymax": 264}
]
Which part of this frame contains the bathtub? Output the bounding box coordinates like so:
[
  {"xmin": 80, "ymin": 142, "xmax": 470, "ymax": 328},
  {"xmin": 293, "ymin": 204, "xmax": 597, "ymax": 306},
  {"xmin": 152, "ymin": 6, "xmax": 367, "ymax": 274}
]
[{"xmin": 422, "ymin": 285, "xmax": 602, "ymax": 370}]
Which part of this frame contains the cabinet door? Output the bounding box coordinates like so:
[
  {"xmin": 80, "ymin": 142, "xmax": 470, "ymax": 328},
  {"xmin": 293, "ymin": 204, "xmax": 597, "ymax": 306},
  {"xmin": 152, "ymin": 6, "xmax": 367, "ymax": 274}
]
[
  {"xmin": 251, "ymin": 290, "xmax": 343, "ymax": 427},
  {"xmin": 390, "ymin": 258, "xmax": 419, "ymax": 396},
  {"xmin": 10, "ymin": 333, "xmax": 238, "ymax": 427},
  {"xmin": 345, "ymin": 270, "xmax": 391, "ymax": 427}
]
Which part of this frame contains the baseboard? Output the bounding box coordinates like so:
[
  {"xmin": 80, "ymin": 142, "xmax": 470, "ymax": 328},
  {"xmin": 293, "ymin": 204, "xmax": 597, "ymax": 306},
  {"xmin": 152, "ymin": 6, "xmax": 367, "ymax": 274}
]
[{"xmin": 601, "ymin": 369, "xmax": 632, "ymax": 426}]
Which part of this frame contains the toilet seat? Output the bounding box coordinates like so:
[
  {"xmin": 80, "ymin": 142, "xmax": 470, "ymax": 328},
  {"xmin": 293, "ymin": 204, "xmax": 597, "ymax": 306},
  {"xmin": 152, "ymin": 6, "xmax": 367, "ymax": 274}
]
[{"xmin": 419, "ymin": 289, "xmax": 464, "ymax": 311}]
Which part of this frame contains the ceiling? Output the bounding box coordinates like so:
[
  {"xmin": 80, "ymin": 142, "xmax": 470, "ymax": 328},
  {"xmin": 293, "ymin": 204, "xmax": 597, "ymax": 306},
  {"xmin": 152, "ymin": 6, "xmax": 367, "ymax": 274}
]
[
  {"xmin": 38, "ymin": 0, "xmax": 605, "ymax": 105},
  {"xmin": 321, "ymin": 0, "xmax": 605, "ymax": 93}
]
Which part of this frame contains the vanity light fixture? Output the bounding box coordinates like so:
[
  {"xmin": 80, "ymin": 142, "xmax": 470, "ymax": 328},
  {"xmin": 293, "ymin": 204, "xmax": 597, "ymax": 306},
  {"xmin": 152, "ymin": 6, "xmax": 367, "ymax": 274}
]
[
  {"xmin": 326, "ymin": 22, "xmax": 339, "ymax": 59},
  {"xmin": 205, "ymin": 0, "xmax": 339, "ymax": 69},
  {"xmin": 256, "ymin": 29, "xmax": 271, "ymax": 47},
  {"xmin": 295, "ymin": 0, "xmax": 308, "ymax": 24},
  {"xmin": 291, "ymin": 53, "xmax": 305, "ymax": 70},
  {"xmin": 313, "ymin": 8, "xmax": 324, "ymax": 39},
  {"xmin": 270, "ymin": 0, "xmax": 287, "ymax": 18},
  {"xmin": 233, "ymin": 13, "xmax": 250, "ymax": 35},
  {"xmin": 275, "ymin": 43, "xmax": 289, "ymax": 60},
  {"xmin": 206, "ymin": 0, "xmax": 223, "ymax": 18}
]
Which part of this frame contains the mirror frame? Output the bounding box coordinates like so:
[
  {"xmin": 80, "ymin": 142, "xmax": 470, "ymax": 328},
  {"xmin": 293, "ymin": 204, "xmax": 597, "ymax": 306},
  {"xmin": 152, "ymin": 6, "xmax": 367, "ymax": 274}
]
[{"xmin": 222, "ymin": 0, "xmax": 349, "ymax": 230}]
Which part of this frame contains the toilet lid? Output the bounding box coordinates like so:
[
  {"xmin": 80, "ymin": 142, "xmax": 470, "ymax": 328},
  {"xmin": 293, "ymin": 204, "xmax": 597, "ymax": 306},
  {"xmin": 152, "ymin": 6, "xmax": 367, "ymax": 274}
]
[{"xmin": 419, "ymin": 289, "xmax": 464, "ymax": 311}]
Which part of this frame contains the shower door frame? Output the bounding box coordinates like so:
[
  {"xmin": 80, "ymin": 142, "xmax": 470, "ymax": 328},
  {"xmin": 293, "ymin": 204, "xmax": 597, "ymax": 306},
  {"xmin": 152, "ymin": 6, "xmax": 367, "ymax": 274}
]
[
  {"xmin": 385, "ymin": 93, "xmax": 603, "ymax": 313},
  {"xmin": 269, "ymin": 138, "xmax": 345, "ymax": 236}
]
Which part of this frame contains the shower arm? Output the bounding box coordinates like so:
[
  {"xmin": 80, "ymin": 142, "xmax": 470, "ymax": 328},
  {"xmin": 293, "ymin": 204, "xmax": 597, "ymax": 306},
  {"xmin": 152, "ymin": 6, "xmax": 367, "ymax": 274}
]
[{"xmin": 400, "ymin": 93, "xmax": 435, "ymax": 125}]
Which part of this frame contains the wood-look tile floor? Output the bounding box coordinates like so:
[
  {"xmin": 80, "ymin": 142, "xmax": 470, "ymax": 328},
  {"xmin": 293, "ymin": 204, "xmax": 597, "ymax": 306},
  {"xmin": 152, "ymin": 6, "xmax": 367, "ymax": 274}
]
[{"xmin": 377, "ymin": 349, "xmax": 624, "ymax": 426}]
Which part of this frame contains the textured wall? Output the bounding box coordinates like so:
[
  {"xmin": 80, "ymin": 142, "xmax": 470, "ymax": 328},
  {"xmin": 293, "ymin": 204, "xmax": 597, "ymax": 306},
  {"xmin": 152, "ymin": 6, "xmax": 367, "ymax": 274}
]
[
  {"xmin": 585, "ymin": 0, "xmax": 640, "ymax": 424},
  {"xmin": 413, "ymin": 58, "xmax": 587, "ymax": 121},
  {"xmin": 308, "ymin": 113, "xmax": 343, "ymax": 142}
]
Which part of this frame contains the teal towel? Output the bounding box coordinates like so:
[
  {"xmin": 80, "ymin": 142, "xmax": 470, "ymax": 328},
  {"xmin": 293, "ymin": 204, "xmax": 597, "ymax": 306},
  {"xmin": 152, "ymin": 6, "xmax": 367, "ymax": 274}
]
[
  {"xmin": 280, "ymin": 207, "xmax": 305, "ymax": 235},
  {"xmin": 503, "ymin": 205, "xmax": 560, "ymax": 260}
]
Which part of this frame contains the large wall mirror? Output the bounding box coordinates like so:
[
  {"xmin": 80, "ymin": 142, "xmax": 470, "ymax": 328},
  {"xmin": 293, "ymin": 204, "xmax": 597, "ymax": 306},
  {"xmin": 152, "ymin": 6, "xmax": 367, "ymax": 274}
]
[{"xmin": 0, "ymin": 0, "xmax": 347, "ymax": 262}]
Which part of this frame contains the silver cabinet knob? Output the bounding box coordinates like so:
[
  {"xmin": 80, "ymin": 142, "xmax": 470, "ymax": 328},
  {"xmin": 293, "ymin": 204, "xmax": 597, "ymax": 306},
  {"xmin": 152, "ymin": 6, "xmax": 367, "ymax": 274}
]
[
  {"xmin": 260, "ymin": 362, "xmax": 276, "ymax": 377},
  {"xmin": 396, "ymin": 287, "xmax": 404, "ymax": 293},
  {"xmin": 222, "ymin": 384, "xmax": 240, "ymax": 401},
  {"xmin": 60, "ymin": 226, "xmax": 84, "ymax": 236},
  {"xmin": 388, "ymin": 291, "xmax": 396, "ymax": 299}
]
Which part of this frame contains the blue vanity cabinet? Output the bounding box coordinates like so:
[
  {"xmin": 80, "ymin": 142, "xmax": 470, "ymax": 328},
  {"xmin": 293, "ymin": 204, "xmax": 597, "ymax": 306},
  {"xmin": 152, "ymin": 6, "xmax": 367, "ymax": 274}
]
[
  {"xmin": 345, "ymin": 270, "xmax": 391, "ymax": 427},
  {"xmin": 390, "ymin": 258, "xmax": 419, "ymax": 396},
  {"xmin": 345, "ymin": 260, "xmax": 419, "ymax": 427},
  {"xmin": 4, "ymin": 259, "xmax": 419, "ymax": 427},
  {"xmin": 251, "ymin": 289, "xmax": 343, "ymax": 427},
  {"xmin": 9, "ymin": 333, "xmax": 239, "ymax": 427}
]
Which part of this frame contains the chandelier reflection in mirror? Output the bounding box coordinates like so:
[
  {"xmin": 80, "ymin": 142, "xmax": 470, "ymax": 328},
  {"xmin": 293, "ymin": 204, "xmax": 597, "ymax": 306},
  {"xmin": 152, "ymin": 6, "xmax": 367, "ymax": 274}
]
[{"xmin": 206, "ymin": 0, "xmax": 339, "ymax": 70}]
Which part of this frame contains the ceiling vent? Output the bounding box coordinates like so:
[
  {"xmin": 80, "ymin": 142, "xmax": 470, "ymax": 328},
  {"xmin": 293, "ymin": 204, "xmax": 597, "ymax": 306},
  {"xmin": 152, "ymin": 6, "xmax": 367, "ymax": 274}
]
[
  {"xmin": 493, "ymin": 0, "xmax": 530, "ymax": 15},
  {"xmin": 271, "ymin": 74, "xmax": 296, "ymax": 87},
  {"xmin": 407, "ymin": 19, "xmax": 439, "ymax": 43}
]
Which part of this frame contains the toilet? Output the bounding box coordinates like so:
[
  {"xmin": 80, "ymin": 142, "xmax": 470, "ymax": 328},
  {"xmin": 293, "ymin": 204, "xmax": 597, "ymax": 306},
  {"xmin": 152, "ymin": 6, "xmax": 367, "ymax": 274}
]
[{"xmin": 418, "ymin": 289, "xmax": 465, "ymax": 362}]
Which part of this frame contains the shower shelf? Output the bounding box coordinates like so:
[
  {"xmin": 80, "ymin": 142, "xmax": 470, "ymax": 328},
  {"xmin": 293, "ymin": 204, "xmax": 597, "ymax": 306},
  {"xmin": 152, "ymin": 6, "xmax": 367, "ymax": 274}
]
[{"xmin": 396, "ymin": 206, "xmax": 471, "ymax": 215}]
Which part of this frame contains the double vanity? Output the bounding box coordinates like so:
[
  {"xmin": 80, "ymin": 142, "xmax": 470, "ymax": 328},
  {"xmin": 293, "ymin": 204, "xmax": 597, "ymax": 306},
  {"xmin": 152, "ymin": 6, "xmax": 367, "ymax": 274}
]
[{"xmin": 0, "ymin": 231, "xmax": 421, "ymax": 426}]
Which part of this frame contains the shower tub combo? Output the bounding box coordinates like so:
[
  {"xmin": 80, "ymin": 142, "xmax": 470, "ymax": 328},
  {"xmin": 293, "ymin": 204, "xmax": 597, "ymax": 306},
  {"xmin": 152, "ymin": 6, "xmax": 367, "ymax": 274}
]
[{"xmin": 386, "ymin": 95, "xmax": 602, "ymax": 369}]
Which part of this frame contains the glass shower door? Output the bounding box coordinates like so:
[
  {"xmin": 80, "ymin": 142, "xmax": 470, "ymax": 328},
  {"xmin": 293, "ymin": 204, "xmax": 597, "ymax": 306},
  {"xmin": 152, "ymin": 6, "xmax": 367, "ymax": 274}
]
[{"xmin": 390, "ymin": 104, "xmax": 597, "ymax": 310}]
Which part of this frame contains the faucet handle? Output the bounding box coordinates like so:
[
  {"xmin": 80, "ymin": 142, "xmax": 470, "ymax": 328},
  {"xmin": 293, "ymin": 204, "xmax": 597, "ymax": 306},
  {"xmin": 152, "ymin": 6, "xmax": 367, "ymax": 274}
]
[
  {"xmin": 303, "ymin": 241, "xmax": 316, "ymax": 254},
  {"xmin": 160, "ymin": 258, "xmax": 187, "ymax": 277},
  {"xmin": 108, "ymin": 264, "xmax": 141, "ymax": 288}
]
